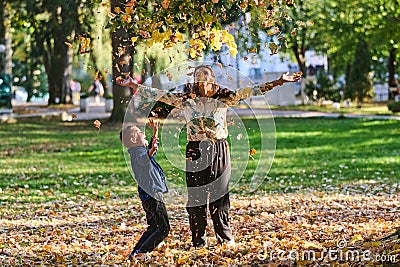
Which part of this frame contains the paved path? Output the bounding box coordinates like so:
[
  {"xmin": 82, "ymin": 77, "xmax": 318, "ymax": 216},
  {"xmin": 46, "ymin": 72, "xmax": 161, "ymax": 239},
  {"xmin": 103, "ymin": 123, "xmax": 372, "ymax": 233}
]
[{"xmin": 2, "ymin": 105, "xmax": 400, "ymax": 122}]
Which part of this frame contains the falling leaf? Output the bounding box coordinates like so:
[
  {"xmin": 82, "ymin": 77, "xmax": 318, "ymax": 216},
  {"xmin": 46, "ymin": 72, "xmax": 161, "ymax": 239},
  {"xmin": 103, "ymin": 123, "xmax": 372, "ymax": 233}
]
[
  {"xmin": 71, "ymin": 113, "xmax": 77, "ymax": 119},
  {"xmin": 249, "ymin": 148, "xmax": 256, "ymax": 156},
  {"xmin": 64, "ymin": 42, "xmax": 73, "ymax": 48},
  {"xmin": 165, "ymin": 71, "xmax": 173, "ymax": 81},
  {"xmin": 78, "ymin": 36, "xmax": 91, "ymax": 54},
  {"xmin": 269, "ymin": 42, "xmax": 279, "ymax": 55},
  {"xmin": 93, "ymin": 120, "xmax": 101, "ymax": 129},
  {"xmin": 131, "ymin": 37, "xmax": 138, "ymax": 44},
  {"xmin": 243, "ymin": 57, "xmax": 248, "ymax": 61},
  {"xmin": 125, "ymin": 0, "xmax": 135, "ymax": 7},
  {"xmin": 294, "ymin": 71, "xmax": 303, "ymax": 77}
]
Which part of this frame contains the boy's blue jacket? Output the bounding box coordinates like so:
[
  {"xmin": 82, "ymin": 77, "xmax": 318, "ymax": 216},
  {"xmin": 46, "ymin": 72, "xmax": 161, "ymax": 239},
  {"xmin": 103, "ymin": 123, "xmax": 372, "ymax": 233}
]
[{"xmin": 128, "ymin": 144, "xmax": 167, "ymax": 201}]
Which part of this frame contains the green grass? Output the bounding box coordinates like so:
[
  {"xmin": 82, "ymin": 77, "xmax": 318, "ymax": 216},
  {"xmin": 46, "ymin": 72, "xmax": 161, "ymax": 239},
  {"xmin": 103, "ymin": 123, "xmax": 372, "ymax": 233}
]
[
  {"xmin": 269, "ymin": 102, "xmax": 394, "ymax": 115},
  {"xmin": 235, "ymin": 102, "xmax": 395, "ymax": 115},
  {"xmin": 1, "ymin": 117, "xmax": 399, "ymax": 204}
]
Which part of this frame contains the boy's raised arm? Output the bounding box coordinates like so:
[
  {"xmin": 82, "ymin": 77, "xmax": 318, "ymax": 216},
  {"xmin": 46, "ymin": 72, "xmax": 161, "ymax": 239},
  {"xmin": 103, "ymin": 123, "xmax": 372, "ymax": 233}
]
[{"xmin": 147, "ymin": 118, "xmax": 159, "ymax": 157}]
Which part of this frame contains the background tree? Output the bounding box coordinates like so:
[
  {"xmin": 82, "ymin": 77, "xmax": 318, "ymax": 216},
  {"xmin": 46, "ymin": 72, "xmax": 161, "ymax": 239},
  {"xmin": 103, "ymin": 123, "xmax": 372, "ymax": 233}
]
[
  {"xmin": 366, "ymin": 0, "xmax": 400, "ymax": 99},
  {"xmin": 347, "ymin": 38, "xmax": 372, "ymax": 106},
  {"xmin": 0, "ymin": 0, "xmax": 12, "ymax": 76},
  {"xmin": 108, "ymin": 0, "xmax": 290, "ymax": 121},
  {"xmin": 109, "ymin": 0, "xmax": 135, "ymax": 122},
  {"xmin": 10, "ymin": 0, "xmax": 97, "ymax": 105}
]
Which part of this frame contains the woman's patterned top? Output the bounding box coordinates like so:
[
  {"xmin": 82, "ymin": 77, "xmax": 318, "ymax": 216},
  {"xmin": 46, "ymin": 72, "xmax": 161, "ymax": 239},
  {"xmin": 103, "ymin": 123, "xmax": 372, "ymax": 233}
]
[{"xmin": 136, "ymin": 81, "xmax": 277, "ymax": 141}]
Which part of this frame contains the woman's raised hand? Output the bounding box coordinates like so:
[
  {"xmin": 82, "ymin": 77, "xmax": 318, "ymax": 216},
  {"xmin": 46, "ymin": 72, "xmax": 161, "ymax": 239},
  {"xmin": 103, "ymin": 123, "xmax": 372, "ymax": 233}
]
[
  {"xmin": 280, "ymin": 71, "xmax": 302, "ymax": 83},
  {"xmin": 115, "ymin": 76, "xmax": 137, "ymax": 89}
]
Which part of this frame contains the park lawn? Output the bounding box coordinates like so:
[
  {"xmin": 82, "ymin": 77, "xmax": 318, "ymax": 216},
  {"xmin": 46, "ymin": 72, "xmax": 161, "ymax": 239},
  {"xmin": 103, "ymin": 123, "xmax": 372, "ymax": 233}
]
[
  {"xmin": 1, "ymin": 117, "xmax": 399, "ymax": 266},
  {"xmin": 234, "ymin": 102, "xmax": 395, "ymax": 116},
  {"xmin": 1, "ymin": 117, "xmax": 399, "ymax": 202}
]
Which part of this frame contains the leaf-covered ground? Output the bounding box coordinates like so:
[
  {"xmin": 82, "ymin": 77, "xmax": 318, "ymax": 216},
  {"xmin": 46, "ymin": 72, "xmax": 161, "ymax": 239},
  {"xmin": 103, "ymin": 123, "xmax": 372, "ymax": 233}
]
[
  {"xmin": 1, "ymin": 190, "xmax": 399, "ymax": 266},
  {"xmin": 1, "ymin": 118, "xmax": 399, "ymax": 266}
]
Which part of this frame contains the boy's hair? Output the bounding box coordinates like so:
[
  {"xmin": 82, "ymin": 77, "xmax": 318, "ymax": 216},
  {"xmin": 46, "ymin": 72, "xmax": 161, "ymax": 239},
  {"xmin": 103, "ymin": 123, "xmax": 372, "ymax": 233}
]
[{"xmin": 120, "ymin": 125, "xmax": 141, "ymax": 148}]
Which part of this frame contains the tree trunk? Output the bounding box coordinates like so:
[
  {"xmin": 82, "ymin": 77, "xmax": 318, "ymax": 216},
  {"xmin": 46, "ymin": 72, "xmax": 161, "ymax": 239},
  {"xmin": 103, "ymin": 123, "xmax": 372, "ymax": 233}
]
[
  {"xmin": 45, "ymin": 36, "xmax": 66, "ymax": 105},
  {"xmin": 44, "ymin": 7, "xmax": 74, "ymax": 105},
  {"xmin": 109, "ymin": 27, "xmax": 134, "ymax": 122},
  {"xmin": 388, "ymin": 47, "xmax": 398, "ymax": 100},
  {"xmin": 0, "ymin": 1, "xmax": 12, "ymax": 76},
  {"xmin": 291, "ymin": 44, "xmax": 307, "ymax": 78},
  {"xmin": 109, "ymin": 0, "xmax": 135, "ymax": 122},
  {"xmin": 63, "ymin": 35, "xmax": 74, "ymax": 104},
  {"xmin": 344, "ymin": 62, "xmax": 352, "ymax": 99},
  {"xmin": 149, "ymin": 57, "xmax": 161, "ymax": 88}
]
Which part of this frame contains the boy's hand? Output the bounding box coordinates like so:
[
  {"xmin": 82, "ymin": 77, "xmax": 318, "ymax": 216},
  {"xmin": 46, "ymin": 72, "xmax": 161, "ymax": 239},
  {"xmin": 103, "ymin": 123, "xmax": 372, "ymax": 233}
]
[
  {"xmin": 151, "ymin": 137, "xmax": 159, "ymax": 150},
  {"xmin": 148, "ymin": 118, "xmax": 159, "ymax": 137},
  {"xmin": 148, "ymin": 136, "xmax": 159, "ymax": 157}
]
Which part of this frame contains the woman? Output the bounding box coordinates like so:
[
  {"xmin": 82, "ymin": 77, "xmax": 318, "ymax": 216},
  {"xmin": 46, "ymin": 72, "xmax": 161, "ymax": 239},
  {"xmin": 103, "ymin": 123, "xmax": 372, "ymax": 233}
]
[{"xmin": 117, "ymin": 65, "xmax": 301, "ymax": 248}]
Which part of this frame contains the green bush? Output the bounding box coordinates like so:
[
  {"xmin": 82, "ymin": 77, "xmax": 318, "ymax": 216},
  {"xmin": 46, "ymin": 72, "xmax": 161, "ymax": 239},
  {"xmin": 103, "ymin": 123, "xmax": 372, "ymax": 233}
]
[{"xmin": 388, "ymin": 101, "xmax": 400, "ymax": 113}]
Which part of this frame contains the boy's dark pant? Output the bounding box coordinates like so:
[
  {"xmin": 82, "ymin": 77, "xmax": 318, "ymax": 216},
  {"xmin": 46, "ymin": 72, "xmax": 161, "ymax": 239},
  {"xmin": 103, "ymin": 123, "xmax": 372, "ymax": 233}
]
[
  {"xmin": 186, "ymin": 139, "xmax": 234, "ymax": 247},
  {"xmin": 132, "ymin": 195, "xmax": 170, "ymax": 254}
]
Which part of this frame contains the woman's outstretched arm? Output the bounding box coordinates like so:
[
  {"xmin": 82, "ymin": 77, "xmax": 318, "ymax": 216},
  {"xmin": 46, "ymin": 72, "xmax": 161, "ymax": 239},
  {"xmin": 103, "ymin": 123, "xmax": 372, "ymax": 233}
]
[
  {"xmin": 116, "ymin": 76, "xmax": 184, "ymax": 107},
  {"xmin": 219, "ymin": 72, "xmax": 302, "ymax": 106}
]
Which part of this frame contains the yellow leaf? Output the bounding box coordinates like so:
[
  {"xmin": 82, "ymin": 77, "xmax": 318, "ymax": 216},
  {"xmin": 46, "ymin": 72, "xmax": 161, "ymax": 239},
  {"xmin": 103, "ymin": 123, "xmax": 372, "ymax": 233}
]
[
  {"xmin": 105, "ymin": 191, "xmax": 110, "ymax": 198},
  {"xmin": 303, "ymin": 241, "xmax": 323, "ymax": 249},
  {"xmin": 175, "ymin": 32, "xmax": 183, "ymax": 42},
  {"xmin": 93, "ymin": 120, "xmax": 101, "ymax": 129},
  {"xmin": 131, "ymin": 37, "xmax": 138, "ymax": 44},
  {"xmin": 125, "ymin": 7, "xmax": 134, "ymax": 15},
  {"xmin": 121, "ymin": 14, "xmax": 132, "ymax": 23},
  {"xmin": 176, "ymin": 256, "xmax": 188, "ymax": 265},
  {"xmin": 350, "ymin": 234, "xmax": 363, "ymax": 244},
  {"xmin": 371, "ymin": 241, "xmax": 381, "ymax": 247}
]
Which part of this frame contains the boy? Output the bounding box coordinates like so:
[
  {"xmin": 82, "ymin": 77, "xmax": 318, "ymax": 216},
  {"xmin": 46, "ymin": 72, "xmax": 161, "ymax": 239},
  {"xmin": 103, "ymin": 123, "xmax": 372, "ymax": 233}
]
[{"xmin": 119, "ymin": 119, "xmax": 169, "ymax": 262}]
